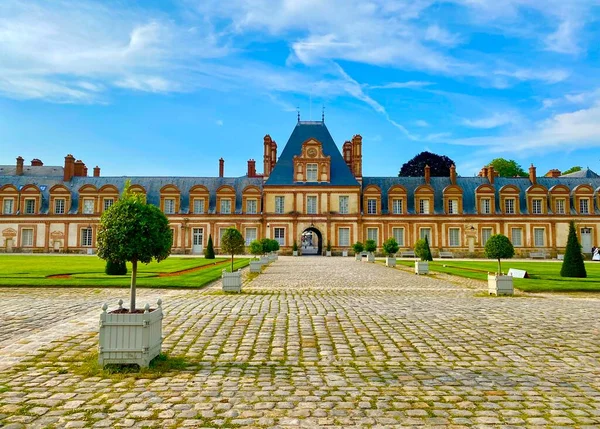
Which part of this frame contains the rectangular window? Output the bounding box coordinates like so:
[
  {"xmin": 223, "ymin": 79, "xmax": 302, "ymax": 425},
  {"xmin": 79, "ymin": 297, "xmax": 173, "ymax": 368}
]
[
  {"xmin": 392, "ymin": 199, "xmax": 403, "ymax": 215},
  {"xmin": 580, "ymin": 198, "xmax": 589, "ymax": 214},
  {"xmin": 245, "ymin": 227, "xmax": 257, "ymax": 246},
  {"xmin": 21, "ymin": 228, "xmax": 33, "ymax": 247},
  {"xmin": 246, "ymin": 199, "xmax": 257, "ymax": 214},
  {"xmin": 481, "ymin": 228, "xmax": 493, "ymax": 246},
  {"xmin": 555, "ymin": 199, "xmax": 565, "ymax": 214},
  {"xmin": 392, "ymin": 227, "xmax": 405, "ymax": 246},
  {"xmin": 3, "ymin": 198, "xmax": 14, "ymax": 215},
  {"xmin": 449, "ymin": 228, "xmax": 460, "ymax": 247},
  {"xmin": 219, "ymin": 228, "xmax": 228, "ymax": 243},
  {"xmin": 532, "ymin": 198, "xmax": 542, "ymax": 214},
  {"xmin": 81, "ymin": 228, "xmax": 93, "ymax": 247},
  {"xmin": 54, "ymin": 199, "xmax": 65, "ymax": 214},
  {"xmin": 220, "ymin": 199, "xmax": 231, "ymax": 214},
  {"xmin": 448, "ymin": 199, "xmax": 458, "ymax": 214},
  {"xmin": 83, "ymin": 199, "xmax": 94, "ymax": 214},
  {"xmin": 505, "ymin": 198, "xmax": 515, "ymax": 214},
  {"xmin": 307, "ymin": 196, "xmax": 318, "ymax": 214},
  {"xmin": 339, "ymin": 196, "xmax": 349, "ymax": 214},
  {"xmin": 419, "ymin": 199, "xmax": 430, "ymax": 214},
  {"xmin": 193, "ymin": 199, "xmax": 205, "ymax": 214},
  {"xmin": 103, "ymin": 198, "xmax": 114, "ymax": 212},
  {"xmin": 367, "ymin": 227, "xmax": 378, "ymax": 245},
  {"xmin": 25, "ymin": 199, "xmax": 36, "ymax": 214},
  {"xmin": 338, "ymin": 227, "xmax": 350, "ymax": 247},
  {"xmin": 164, "ymin": 198, "xmax": 175, "ymax": 214},
  {"xmin": 534, "ymin": 228, "xmax": 545, "ymax": 247},
  {"xmin": 275, "ymin": 196, "xmax": 285, "ymax": 214},
  {"xmin": 420, "ymin": 228, "xmax": 431, "ymax": 242},
  {"xmin": 511, "ymin": 228, "xmax": 523, "ymax": 247},
  {"xmin": 306, "ymin": 163, "xmax": 318, "ymax": 182},
  {"xmin": 274, "ymin": 227, "xmax": 285, "ymax": 246},
  {"xmin": 480, "ymin": 198, "xmax": 490, "ymax": 214},
  {"xmin": 367, "ymin": 198, "xmax": 377, "ymax": 215}
]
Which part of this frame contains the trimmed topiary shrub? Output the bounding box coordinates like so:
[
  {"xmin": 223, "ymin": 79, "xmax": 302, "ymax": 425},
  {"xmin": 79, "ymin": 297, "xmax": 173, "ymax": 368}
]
[
  {"xmin": 414, "ymin": 236, "xmax": 433, "ymax": 261},
  {"xmin": 382, "ymin": 238, "xmax": 399, "ymax": 257},
  {"xmin": 365, "ymin": 239, "xmax": 377, "ymax": 254},
  {"xmin": 270, "ymin": 239, "xmax": 280, "ymax": 252},
  {"xmin": 292, "ymin": 240, "xmax": 298, "ymax": 252},
  {"xmin": 221, "ymin": 227, "xmax": 245, "ymax": 272},
  {"xmin": 326, "ymin": 240, "xmax": 332, "ymax": 252},
  {"xmin": 249, "ymin": 239, "xmax": 263, "ymax": 259},
  {"xmin": 561, "ymin": 221, "xmax": 587, "ymax": 278},
  {"xmin": 105, "ymin": 260, "xmax": 127, "ymax": 275},
  {"xmin": 484, "ymin": 234, "xmax": 514, "ymax": 274},
  {"xmin": 352, "ymin": 242, "xmax": 364, "ymax": 254},
  {"xmin": 204, "ymin": 234, "xmax": 215, "ymax": 259}
]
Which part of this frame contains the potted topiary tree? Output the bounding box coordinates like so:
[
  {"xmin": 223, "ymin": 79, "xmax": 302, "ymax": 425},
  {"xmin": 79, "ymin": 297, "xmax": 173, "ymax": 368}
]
[
  {"xmin": 269, "ymin": 239, "xmax": 280, "ymax": 261},
  {"xmin": 352, "ymin": 241, "xmax": 364, "ymax": 261},
  {"xmin": 485, "ymin": 234, "xmax": 515, "ymax": 295},
  {"xmin": 260, "ymin": 238, "xmax": 271, "ymax": 264},
  {"xmin": 292, "ymin": 239, "xmax": 299, "ymax": 256},
  {"xmin": 560, "ymin": 220, "xmax": 587, "ymax": 278},
  {"xmin": 383, "ymin": 237, "xmax": 399, "ymax": 267},
  {"xmin": 221, "ymin": 227, "xmax": 246, "ymax": 293},
  {"xmin": 96, "ymin": 182, "xmax": 172, "ymax": 367},
  {"xmin": 326, "ymin": 240, "xmax": 332, "ymax": 257},
  {"xmin": 204, "ymin": 234, "xmax": 215, "ymax": 259},
  {"xmin": 249, "ymin": 239, "xmax": 263, "ymax": 273},
  {"xmin": 414, "ymin": 236, "xmax": 433, "ymax": 274},
  {"xmin": 364, "ymin": 239, "xmax": 376, "ymax": 262}
]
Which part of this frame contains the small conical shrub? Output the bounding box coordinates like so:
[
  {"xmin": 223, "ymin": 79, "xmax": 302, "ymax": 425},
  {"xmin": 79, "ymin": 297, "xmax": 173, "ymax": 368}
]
[
  {"xmin": 422, "ymin": 236, "xmax": 433, "ymax": 261},
  {"xmin": 105, "ymin": 260, "xmax": 127, "ymax": 275},
  {"xmin": 560, "ymin": 221, "xmax": 586, "ymax": 278},
  {"xmin": 205, "ymin": 234, "xmax": 215, "ymax": 259}
]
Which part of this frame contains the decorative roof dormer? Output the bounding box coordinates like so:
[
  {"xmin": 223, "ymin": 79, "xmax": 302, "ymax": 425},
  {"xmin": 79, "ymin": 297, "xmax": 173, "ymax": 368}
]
[{"xmin": 293, "ymin": 138, "xmax": 331, "ymax": 183}]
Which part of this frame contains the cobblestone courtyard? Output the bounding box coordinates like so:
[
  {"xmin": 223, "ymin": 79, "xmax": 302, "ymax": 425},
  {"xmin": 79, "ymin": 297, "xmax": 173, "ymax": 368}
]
[{"xmin": 1, "ymin": 257, "xmax": 599, "ymax": 428}]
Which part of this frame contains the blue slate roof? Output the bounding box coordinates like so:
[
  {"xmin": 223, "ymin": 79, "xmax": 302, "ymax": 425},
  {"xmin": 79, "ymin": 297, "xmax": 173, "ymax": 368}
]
[
  {"xmin": 265, "ymin": 121, "xmax": 360, "ymax": 187},
  {"xmin": 560, "ymin": 168, "xmax": 599, "ymax": 178}
]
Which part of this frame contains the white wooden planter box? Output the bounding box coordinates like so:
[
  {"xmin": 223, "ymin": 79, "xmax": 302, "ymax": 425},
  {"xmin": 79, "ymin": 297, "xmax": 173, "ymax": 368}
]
[
  {"xmin": 488, "ymin": 274, "xmax": 514, "ymax": 296},
  {"xmin": 293, "ymin": 250, "xmax": 298, "ymax": 256},
  {"xmin": 415, "ymin": 261, "xmax": 429, "ymax": 275},
  {"xmin": 98, "ymin": 299, "xmax": 163, "ymax": 368},
  {"xmin": 260, "ymin": 256, "xmax": 269, "ymax": 265},
  {"xmin": 365, "ymin": 253, "xmax": 375, "ymax": 263},
  {"xmin": 222, "ymin": 270, "xmax": 242, "ymax": 293},
  {"xmin": 342, "ymin": 250, "xmax": 348, "ymax": 257},
  {"xmin": 326, "ymin": 251, "xmax": 332, "ymax": 257},
  {"xmin": 355, "ymin": 253, "xmax": 361, "ymax": 261},
  {"xmin": 386, "ymin": 256, "xmax": 396, "ymax": 267},
  {"xmin": 249, "ymin": 261, "xmax": 262, "ymax": 273},
  {"xmin": 268, "ymin": 253, "xmax": 278, "ymax": 262}
]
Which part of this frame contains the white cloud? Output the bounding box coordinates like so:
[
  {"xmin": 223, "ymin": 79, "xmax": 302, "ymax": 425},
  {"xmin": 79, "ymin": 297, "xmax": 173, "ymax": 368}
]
[
  {"xmin": 424, "ymin": 25, "xmax": 463, "ymax": 47},
  {"xmin": 494, "ymin": 68, "xmax": 570, "ymax": 84},
  {"xmin": 545, "ymin": 20, "xmax": 581, "ymax": 55},
  {"xmin": 462, "ymin": 113, "xmax": 517, "ymax": 129},
  {"xmin": 216, "ymin": 120, "xmax": 224, "ymax": 126},
  {"xmin": 415, "ymin": 120, "xmax": 430, "ymax": 127},
  {"xmin": 369, "ymin": 81, "xmax": 433, "ymax": 90}
]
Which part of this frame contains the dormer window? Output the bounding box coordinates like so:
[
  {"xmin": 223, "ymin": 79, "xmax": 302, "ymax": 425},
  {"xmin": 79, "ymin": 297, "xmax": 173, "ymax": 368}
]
[{"xmin": 306, "ymin": 163, "xmax": 318, "ymax": 182}]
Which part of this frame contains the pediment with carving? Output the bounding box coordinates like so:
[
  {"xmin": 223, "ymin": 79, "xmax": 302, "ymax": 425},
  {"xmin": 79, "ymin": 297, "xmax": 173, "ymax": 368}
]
[{"xmin": 293, "ymin": 139, "xmax": 331, "ymax": 183}]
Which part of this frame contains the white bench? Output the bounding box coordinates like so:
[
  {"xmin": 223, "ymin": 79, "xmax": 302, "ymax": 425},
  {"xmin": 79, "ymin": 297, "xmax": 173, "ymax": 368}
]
[
  {"xmin": 439, "ymin": 251, "xmax": 454, "ymax": 258},
  {"xmin": 400, "ymin": 251, "xmax": 416, "ymax": 258},
  {"xmin": 557, "ymin": 254, "xmax": 564, "ymax": 260},
  {"xmin": 529, "ymin": 252, "xmax": 548, "ymax": 259}
]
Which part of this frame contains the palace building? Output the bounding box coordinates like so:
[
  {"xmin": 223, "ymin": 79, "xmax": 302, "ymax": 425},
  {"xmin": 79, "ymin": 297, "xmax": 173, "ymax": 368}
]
[{"xmin": 1, "ymin": 119, "xmax": 599, "ymax": 256}]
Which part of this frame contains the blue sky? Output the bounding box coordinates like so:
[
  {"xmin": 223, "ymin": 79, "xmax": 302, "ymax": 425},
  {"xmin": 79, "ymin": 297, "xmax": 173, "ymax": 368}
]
[{"xmin": 1, "ymin": 0, "xmax": 600, "ymax": 178}]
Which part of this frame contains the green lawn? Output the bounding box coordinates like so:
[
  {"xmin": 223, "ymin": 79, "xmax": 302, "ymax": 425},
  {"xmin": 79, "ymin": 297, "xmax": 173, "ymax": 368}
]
[
  {"xmin": 395, "ymin": 259, "xmax": 600, "ymax": 293},
  {"xmin": 0, "ymin": 255, "xmax": 251, "ymax": 288}
]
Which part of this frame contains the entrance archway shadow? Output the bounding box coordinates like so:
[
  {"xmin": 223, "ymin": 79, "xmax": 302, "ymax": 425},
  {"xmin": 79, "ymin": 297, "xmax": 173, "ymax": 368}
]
[{"xmin": 301, "ymin": 227, "xmax": 322, "ymax": 256}]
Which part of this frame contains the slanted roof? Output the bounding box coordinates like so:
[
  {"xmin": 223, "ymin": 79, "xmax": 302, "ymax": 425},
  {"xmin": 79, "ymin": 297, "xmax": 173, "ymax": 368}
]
[
  {"xmin": 265, "ymin": 121, "xmax": 360, "ymax": 186},
  {"xmin": 0, "ymin": 165, "xmax": 64, "ymax": 177},
  {"xmin": 560, "ymin": 168, "xmax": 600, "ymax": 178}
]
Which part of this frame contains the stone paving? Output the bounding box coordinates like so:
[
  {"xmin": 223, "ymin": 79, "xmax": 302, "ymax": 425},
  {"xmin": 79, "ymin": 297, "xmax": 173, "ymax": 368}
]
[{"xmin": 0, "ymin": 257, "xmax": 599, "ymax": 428}]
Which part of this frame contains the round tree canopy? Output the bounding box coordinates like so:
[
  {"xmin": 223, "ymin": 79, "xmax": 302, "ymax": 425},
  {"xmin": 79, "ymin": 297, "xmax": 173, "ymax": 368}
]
[{"xmin": 484, "ymin": 234, "xmax": 515, "ymax": 260}]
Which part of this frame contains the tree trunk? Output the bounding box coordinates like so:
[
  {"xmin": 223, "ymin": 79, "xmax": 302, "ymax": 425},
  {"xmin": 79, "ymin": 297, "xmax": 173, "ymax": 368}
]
[
  {"xmin": 231, "ymin": 254, "xmax": 234, "ymax": 272},
  {"xmin": 130, "ymin": 258, "xmax": 137, "ymax": 312},
  {"xmin": 497, "ymin": 258, "xmax": 502, "ymax": 275}
]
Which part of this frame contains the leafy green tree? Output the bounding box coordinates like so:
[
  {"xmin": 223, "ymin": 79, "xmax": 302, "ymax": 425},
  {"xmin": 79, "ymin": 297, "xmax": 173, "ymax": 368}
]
[
  {"xmin": 560, "ymin": 221, "xmax": 587, "ymax": 278},
  {"xmin": 488, "ymin": 158, "xmax": 528, "ymax": 177},
  {"xmin": 352, "ymin": 242, "xmax": 364, "ymax": 254},
  {"xmin": 414, "ymin": 236, "xmax": 433, "ymax": 261},
  {"xmin": 221, "ymin": 227, "xmax": 245, "ymax": 273},
  {"xmin": 260, "ymin": 238, "xmax": 272, "ymax": 254},
  {"xmin": 484, "ymin": 234, "xmax": 515, "ymax": 274},
  {"xmin": 105, "ymin": 260, "xmax": 127, "ymax": 275},
  {"xmin": 382, "ymin": 238, "xmax": 399, "ymax": 257},
  {"xmin": 204, "ymin": 235, "xmax": 215, "ymax": 259},
  {"xmin": 365, "ymin": 239, "xmax": 377, "ymax": 253},
  {"xmin": 399, "ymin": 151, "xmax": 455, "ymax": 177},
  {"xmin": 292, "ymin": 240, "xmax": 298, "ymax": 252},
  {"xmin": 97, "ymin": 183, "xmax": 172, "ymax": 312},
  {"xmin": 270, "ymin": 239, "xmax": 280, "ymax": 252},
  {"xmin": 562, "ymin": 166, "xmax": 582, "ymax": 175},
  {"xmin": 249, "ymin": 239, "xmax": 263, "ymax": 260},
  {"xmin": 326, "ymin": 240, "xmax": 332, "ymax": 252}
]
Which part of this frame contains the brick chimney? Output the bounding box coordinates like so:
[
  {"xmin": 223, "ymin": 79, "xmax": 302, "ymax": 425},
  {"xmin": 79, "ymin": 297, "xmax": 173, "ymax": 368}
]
[
  {"xmin": 83, "ymin": 165, "xmax": 88, "ymax": 176},
  {"xmin": 270, "ymin": 141, "xmax": 277, "ymax": 171},
  {"xmin": 449, "ymin": 164, "xmax": 456, "ymax": 185},
  {"xmin": 74, "ymin": 160, "xmax": 85, "ymax": 177},
  {"xmin": 529, "ymin": 163, "xmax": 537, "ymax": 184},
  {"xmin": 93, "ymin": 166, "xmax": 101, "ymax": 177},
  {"xmin": 352, "ymin": 134, "xmax": 363, "ymax": 178},
  {"xmin": 545, "ymin": 168, "xmax": 560, "ymax": 178},
  {"xmin": 63, "ymin": 154, "xmax": 75, "ymax": 181},
  {"xmin": 479, "ymin": 166, "xmax": 489, "ymax": 178},
  {"xmin": 488, "ymin": 165, "xmax": 495, "ymax": 185},
  {"xmin": 219, "ymin": 158, "xmax": 224, "ymax": 178},
  {"xmin": 31, "ymin": 158, "xmax": 43, "ymax": 166},
  {"xmin": 263, "ymin": 135, "xmax": 272, "ymax": 177},
  {"xmin": 343, "ymin": 141, "xmax": 353, "ymax": 170},
  {"xmin": 16, "ymin": 156, "xmax": 24, "ymax": 176},
  {"xmin": 247, "ymin": 159, "xmax": 257, "ymax": 178},
  {"xmin": 424, "ymin": 164, "xmax": 431, "ymax": 185}
]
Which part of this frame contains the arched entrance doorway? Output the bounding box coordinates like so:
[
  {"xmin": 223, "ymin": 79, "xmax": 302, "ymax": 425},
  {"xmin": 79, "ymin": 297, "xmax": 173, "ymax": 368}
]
[{"xmin": 301, "ymin": 226, "xmax": 322, "ymax": 256}]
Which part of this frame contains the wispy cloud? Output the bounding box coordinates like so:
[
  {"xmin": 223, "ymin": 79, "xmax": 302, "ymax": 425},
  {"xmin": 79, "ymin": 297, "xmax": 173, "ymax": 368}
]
[
  {"xmin": 424, "ymin": 25, "xmax": 463, "ymax": 47},
  {"xmin": 462, "ymin": 113, "xmax": 517, "ymax": 129},
  {"xmin": 545, "ymin": 20, "xmax": 582, "ymax": 55},
  {"xmin": 369, "ymin": 81, "xmax": 433, "ymax": 90}
]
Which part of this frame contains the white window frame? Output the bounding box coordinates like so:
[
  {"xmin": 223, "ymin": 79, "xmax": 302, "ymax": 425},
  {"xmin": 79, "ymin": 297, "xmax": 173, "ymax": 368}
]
[
  {"xmin": 164, "ymin": 198, "xmax": 175, "ymax": 214},
  {"xmin": 556, "ymin": 198, "xmax": 565, "ymax": 214},
  {"xmin": 103, "ymin": 198, "xmax": 114, "ymax": 212},
  {"xmin": 419, "ymin": 228, "xmax": 432, "ymax": 241},
  {"xmin": 193, "ymin": 199, "xmax": 205, "ymax": 214},
  {"xmin": 338, "ymin": 227, "xmax": 350, "ymax": 247},
  {"xmin": 245, "ymin": 227, "xmax": 257, "ymax": 246},
  {"xmin": 220, "ymin": 199, "xmax": 231, "ymax": 214},
  {"xmin": 275, "ymin": 196, "xmax": 285, "ymax": 214},
  {"xmin": 392, "ymin": 199, "xmax": 403, "ymax": 215},
  {"xmin": 246, "ymin": 199, "xmax": 257, "ymax": 214},
  {"xmin": 511, "ymin": 228, "xmax": 523, "ymax": 247},
  {"xmin": 307, "ymin": 195, "xmax": 318, "ymax": 215},
  {"xmin": 367, "ymin": 198, "xmax": 377, "ymax": 215},
  {"xmin": 3, "ymin": 198, "xmax": 14, "ymax": 215},
  {"xmin": 54, "ymin": 198, "xmax": 65, "ymax": 215},
  {"xmin": 25, "ymin": 198, "xmax": 36, "ymax": 214},
  {"xmin": 580, "ymin": 198, "xmax": 589, "ymax": 214},
  {"xmin": 274, "ymin": 227, "xmax": 285, "ymax": 246},
  {"xmin": 448, "ymin": 227, "xmax": 460, "ymax": 247},
  {"xmin": 480, "ymin": 198, "xmax": 491, "ymax": 214},
  {"xmin": 82, "ymin": 198, "xmax": 94, "ymax": 214},
  {"xmin": 306, "ymin": 163, "xmax": 318, "ymax": 182},
  {"xmin": 448, "ymin": 199, "xmax": 458, "ymax": 215},
  {"xmin": 419, "ymin": 199, "xmax": 430, "ymax": 214},
  {"xmin": 392, "ymin": 227, "xmax": 405, "ymax": 246},
  {"xmin": 81, "ymin": 227, "xmax": 93, "ymax": 247},
  {"xmin": 339, "ymin": 196, "xmax": 349, "ymax": 214},
  {"xmin": 481, "ymin": 228, "xmax": 493, "ymax": 246},
  {"xmin": 534, "ymin": 228, "xmax": 545, "ymax": 247},
  {"xmin": 21, "ymin": 228, "xmax": 34, "ymax": 247},
  {"xmin": 532, "ymin": 198, "xmax": 543, "ymax": 215},
  {"xmin": 366, "ymin": 227, "xmax": 378, "ymax": 245},
  {"xmin": 505, "ymin": 198, "xmax": 515, "ymax": 214}
]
